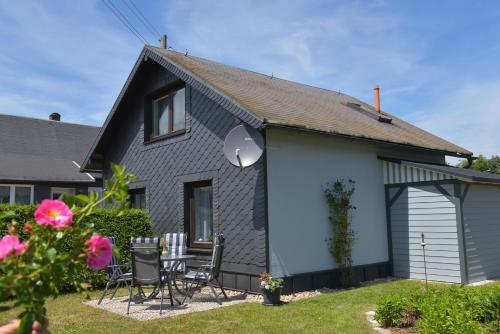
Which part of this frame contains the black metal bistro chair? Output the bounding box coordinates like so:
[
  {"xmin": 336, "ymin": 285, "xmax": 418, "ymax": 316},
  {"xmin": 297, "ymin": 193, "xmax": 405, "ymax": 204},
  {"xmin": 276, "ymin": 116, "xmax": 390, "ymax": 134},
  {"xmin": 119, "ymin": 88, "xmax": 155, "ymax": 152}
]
[
  {"xmin": 98, "ymin": 237, "xmax": 132, "ymax": 305},
  {"xmin": 182, "ymin": 234, "xmax": 228, "ymax": 305},
  {"xmin": 127, "ymin": 238, "xmax": 174, "ymax": 315}
]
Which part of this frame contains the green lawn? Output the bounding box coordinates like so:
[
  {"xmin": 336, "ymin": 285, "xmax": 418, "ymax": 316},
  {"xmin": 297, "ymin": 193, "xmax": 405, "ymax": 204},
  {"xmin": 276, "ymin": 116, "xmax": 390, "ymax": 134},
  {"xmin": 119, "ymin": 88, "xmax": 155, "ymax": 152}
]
[{"xmin": 0, "ymin": 280, "xmax": 425, "ymax": 334}]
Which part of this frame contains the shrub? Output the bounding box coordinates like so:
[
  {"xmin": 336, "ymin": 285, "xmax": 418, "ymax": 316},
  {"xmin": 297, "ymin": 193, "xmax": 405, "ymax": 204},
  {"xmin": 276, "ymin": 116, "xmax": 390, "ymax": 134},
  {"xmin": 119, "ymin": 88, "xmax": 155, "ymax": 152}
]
[
  {"xmin": 375, "ymin": 284, "xmax": 500, "ymax": 334},
  {"xmin": 375, "ymin": 292, "xmax": 423, "ymax": 327},
  {"xmin": 416, "ymin": 287, "xmax": 482, "ymax": 334},
  {"xmin": 484, "ymin": 320, "xmax": 500, "ymax": 334},
  {"xmin": 475, "ymin": 289, "xmax": 500, "ymax": 323},
  {"xmin": 0, "ymin": 204, "xmax": 153, "ymax": 292}
]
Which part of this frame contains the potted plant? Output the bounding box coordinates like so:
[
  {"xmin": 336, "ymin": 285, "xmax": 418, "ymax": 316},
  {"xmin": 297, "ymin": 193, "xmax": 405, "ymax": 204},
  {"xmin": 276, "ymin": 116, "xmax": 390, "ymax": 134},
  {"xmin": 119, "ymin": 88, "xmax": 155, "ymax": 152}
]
[{"xmin": 259, "ymin": 272, "xmax": 284, "ymax": 306}]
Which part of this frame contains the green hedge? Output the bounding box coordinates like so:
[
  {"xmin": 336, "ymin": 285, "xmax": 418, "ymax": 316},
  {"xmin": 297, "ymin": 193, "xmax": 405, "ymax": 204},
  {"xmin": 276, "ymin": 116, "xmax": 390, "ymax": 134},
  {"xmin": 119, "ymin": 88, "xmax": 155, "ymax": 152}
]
[{"xmin": 0, "ymin": 204, "xmax": 153, "ymax": 292}]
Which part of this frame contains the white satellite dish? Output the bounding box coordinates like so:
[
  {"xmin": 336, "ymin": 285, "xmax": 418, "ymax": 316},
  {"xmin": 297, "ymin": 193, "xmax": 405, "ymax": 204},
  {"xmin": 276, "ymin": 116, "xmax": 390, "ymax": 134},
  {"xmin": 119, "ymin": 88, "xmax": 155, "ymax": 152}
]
[{"xmin": 223, "ymin": 124, "xmax": 264, "ymax": 170}]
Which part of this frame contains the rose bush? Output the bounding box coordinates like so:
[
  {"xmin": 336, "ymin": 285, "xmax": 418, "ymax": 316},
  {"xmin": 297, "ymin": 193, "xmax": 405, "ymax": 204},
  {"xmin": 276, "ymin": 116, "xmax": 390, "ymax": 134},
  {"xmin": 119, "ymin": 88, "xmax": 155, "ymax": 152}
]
[{"xmin": 0, "ymin": 163, "xmax": 135, "ymax": 334}]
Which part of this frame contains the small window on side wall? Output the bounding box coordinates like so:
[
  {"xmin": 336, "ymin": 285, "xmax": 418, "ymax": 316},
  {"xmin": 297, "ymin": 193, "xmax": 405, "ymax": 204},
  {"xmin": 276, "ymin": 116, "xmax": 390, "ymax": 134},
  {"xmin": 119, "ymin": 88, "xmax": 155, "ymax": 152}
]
[
  {"xmin": 185, "ymin": 181, "xmax": 213, "ymax": 249},
  {"xmin": 151, "ymin": 86, "xmax": 186, "ymax": 139},
  {"xmin": 128, "ymin": 188, "xmax": 146, "ymax": 209}
]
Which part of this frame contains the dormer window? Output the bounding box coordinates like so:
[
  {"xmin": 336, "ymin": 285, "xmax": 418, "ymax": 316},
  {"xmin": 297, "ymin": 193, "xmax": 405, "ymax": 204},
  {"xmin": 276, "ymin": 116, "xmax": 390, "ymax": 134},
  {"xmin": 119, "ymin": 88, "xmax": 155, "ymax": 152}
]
[{"xmin": 150, "ymin": 85, "xmax": 186, "ymax": 139}]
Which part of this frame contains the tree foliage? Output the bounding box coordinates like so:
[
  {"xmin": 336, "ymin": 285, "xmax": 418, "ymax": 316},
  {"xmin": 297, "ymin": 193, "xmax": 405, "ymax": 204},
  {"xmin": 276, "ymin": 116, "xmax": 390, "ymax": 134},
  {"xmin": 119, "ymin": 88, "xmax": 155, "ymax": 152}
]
[{"xmin": 457, "ymin": 155, "xmax": 500, "ymax": 174}]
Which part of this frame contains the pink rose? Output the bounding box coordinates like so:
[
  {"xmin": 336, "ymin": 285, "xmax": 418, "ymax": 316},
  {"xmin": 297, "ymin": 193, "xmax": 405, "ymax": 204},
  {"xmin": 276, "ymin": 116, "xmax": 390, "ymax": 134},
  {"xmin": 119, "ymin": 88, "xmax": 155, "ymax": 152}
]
[
  {"xmin": 86, "ymin": 235, "xmax": 112, "ymax": 270},
  {"xmin": 0, "ymin": 235, "xmax": 28, "ymax": 261},
  {"xmin": 34, "ymin": 200, "xmax": 73, "ymax": 229}
]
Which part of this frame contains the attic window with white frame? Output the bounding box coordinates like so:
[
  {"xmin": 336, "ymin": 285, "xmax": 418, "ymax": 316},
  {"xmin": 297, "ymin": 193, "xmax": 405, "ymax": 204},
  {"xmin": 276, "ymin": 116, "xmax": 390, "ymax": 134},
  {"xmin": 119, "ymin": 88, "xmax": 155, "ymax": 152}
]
[{"xmin": 151, "ymin": 85, "xmax": 186, "ymax": 139}]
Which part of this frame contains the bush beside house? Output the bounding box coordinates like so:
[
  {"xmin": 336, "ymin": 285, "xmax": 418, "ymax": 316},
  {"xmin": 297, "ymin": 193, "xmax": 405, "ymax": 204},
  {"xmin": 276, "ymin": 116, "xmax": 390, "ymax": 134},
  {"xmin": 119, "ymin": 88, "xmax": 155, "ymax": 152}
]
[
  {"xmin": 375, "ymin": 285, "xmax": 500, "ymax": 334},
  {"xmin": 0, "ymin": 204, "xmax": 153, "ymax": 292}
]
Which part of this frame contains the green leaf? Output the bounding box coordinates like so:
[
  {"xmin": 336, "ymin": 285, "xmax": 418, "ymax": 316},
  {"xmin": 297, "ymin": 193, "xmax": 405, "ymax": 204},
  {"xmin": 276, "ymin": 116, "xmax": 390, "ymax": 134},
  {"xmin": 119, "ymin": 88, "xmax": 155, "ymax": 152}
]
[
  {"xmin": 18, "ymin": 311, "xmax": 35, "ymax": 334},
  {"xmin": 111, "ymin": 162, "xmax": 123, "ymax": 176},
  {"xmin": 60, "ymin": 193, "xmax": 74, "ymax": 207},
  {"xmin": 74, "ymin": 194, "xmax": 90, "ymax": 205},
  {"xmin": 112, "ymin": 245, "xmax": 121, "ymax": 260},
  {"xmin": 47, "ymin": 248, "xmax": 57, "ymax": 262}
]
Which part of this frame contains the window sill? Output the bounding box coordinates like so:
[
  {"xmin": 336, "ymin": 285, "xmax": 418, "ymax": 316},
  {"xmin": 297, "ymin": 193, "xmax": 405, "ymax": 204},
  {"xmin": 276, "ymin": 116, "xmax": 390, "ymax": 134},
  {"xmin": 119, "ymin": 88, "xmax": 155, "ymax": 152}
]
[{"xmin": 144, "ymin": 129, "xmax": 186, "ymax": 145}]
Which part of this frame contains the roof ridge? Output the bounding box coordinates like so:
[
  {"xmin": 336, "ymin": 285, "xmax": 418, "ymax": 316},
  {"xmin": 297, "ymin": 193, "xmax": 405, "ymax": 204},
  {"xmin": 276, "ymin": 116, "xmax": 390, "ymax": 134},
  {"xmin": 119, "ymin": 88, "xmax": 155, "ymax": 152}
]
[
  {"xmin": 0, "ymin": 113, "xmax": 100, "ymax": 128},
  {"xmin": 148, "ymin": 46, "xmax": 356, "ymax": 99}
]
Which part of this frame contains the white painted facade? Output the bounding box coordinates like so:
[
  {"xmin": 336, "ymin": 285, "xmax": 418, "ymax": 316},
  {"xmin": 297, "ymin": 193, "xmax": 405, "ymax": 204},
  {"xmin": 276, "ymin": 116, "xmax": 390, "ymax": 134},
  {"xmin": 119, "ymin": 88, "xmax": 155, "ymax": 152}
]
[{"xmin": 266, "ymin": 128, "xmax": 389, "ymax": 277}]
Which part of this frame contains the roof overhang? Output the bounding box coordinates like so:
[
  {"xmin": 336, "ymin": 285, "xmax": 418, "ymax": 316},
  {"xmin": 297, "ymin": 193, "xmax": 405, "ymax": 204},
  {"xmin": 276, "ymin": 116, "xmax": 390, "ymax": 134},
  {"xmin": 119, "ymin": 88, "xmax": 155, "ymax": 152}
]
[
  {"xmin": 380, "ymin": 158, "xmax": 500, "ymax": 185},
  {"xmin": 267, "ymin": 122, "xmax": 472, "ymax": 159}
]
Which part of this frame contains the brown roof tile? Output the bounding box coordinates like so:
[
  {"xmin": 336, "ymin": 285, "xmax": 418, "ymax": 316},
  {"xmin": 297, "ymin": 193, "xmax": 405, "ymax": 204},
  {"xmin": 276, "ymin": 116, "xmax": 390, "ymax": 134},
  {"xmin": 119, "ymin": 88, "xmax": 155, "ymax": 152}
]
[{"xmin": 149, "ymin": 47, "xmax": 472, "ymax": 156}]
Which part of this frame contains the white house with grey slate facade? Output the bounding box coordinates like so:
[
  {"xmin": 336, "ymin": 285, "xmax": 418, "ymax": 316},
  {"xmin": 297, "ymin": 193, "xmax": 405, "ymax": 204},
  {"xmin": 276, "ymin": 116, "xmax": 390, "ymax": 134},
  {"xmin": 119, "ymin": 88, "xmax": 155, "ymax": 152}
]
[{"xmin": 81, "ymin": 43, "xmax": 500, "ymax": 292}]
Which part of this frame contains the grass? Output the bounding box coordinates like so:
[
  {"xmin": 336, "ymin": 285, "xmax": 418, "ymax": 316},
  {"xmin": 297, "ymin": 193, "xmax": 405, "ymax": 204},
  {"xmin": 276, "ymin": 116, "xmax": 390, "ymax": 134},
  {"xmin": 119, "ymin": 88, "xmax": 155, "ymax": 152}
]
[{"xmin": 0, "ymin": 280, "xmax": 426, "ymax": 334}]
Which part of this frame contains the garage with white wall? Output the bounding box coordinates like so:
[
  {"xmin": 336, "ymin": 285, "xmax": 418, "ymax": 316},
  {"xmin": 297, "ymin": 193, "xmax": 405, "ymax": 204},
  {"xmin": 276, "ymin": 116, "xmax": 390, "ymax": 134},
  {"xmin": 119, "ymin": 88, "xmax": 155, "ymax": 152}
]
[{"xmin": 384, "ymin": 160, "xmax": 500, "ymax": 284}]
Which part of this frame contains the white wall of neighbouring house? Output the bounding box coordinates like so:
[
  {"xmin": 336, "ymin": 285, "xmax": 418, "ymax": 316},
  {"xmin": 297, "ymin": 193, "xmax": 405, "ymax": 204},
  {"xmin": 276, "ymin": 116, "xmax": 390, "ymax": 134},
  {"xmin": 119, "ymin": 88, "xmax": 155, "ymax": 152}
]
[{"xmin": 266, "ymin": 127, "xmax": 390, "ymax": 277}]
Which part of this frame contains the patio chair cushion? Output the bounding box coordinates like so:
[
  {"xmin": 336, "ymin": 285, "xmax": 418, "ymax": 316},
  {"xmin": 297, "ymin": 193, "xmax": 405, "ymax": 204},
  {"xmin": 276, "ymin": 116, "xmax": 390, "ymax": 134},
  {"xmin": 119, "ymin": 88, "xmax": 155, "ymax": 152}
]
[
  {"xmin": 163, "ymin": 233, "xmax": 187, "ymax": 272},
  {"xmin": 184, "ymin": 270, "xmax": 210, "ymax": 281},
  {"xmin": 164, "ymin": 233, "xmax": 187, "ymax": 256},
  {"xmin": 130, "ymin": 237, "xmax": 160, "ymax": 247}
]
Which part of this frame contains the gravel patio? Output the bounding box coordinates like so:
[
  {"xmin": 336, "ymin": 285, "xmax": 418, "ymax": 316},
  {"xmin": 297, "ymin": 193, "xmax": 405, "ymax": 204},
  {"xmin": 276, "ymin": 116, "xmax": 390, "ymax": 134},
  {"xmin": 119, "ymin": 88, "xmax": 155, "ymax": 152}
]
[{"xmin": 84, "ymin": 284, "xmax": 340, "ymax": 321}]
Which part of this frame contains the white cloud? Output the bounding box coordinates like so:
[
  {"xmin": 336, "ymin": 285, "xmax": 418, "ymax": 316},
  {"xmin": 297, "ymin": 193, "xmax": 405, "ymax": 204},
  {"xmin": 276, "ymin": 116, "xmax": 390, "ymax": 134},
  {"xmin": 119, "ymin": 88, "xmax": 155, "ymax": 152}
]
[{"xmin": 162, "ymin": 0, "xmax": 432, "ymax": 97}]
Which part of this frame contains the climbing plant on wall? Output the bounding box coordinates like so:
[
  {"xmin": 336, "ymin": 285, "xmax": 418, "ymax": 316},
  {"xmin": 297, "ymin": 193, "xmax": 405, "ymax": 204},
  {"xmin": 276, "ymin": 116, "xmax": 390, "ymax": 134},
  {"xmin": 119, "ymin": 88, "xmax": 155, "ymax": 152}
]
[{"xmin": 324, "ymin": 179, "xmax": 356, "ymax": 287}]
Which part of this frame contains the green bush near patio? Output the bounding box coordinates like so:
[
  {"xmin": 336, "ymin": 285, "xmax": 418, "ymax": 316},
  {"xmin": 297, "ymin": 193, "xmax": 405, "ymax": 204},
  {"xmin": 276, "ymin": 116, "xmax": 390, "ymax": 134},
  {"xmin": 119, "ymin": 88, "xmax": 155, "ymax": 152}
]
[
  {"xmin": 375, "ymin": 284, "xmax": 500, "ymax": 334},
  {"xmin": 0, "ymin": 204, "xmax": 153, "ymax": 292}
]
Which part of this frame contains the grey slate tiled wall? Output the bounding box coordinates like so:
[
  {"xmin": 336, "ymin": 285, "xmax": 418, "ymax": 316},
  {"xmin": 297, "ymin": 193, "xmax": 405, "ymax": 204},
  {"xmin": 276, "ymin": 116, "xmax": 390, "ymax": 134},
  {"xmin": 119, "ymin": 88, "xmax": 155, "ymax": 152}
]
[{"xmin": 102, "ymin": 60, "xmax": 266, "ymax": 275}]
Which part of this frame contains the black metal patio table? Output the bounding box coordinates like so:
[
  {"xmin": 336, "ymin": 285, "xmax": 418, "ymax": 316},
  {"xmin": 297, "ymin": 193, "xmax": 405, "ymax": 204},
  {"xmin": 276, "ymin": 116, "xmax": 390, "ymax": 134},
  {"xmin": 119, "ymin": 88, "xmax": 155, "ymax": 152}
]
[{"xmin": 151, "ymin": 254, "xmax": 197, "ymax": 304}]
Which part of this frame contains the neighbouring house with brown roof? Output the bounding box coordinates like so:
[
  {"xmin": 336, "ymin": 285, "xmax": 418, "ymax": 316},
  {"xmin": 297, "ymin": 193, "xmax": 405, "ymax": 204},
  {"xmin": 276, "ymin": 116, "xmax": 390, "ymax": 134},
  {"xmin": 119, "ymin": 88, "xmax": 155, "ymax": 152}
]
[{"xmin": 82, "ymin": 43, "xmax": 500, "ymax": 292}]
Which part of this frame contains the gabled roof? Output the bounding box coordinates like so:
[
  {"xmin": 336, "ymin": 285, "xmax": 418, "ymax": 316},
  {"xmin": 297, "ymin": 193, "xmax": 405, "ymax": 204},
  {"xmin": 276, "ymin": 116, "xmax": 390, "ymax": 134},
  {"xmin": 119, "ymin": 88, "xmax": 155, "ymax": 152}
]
[
  {"xmin": 0, "ymin": 114, "xmax": 99, "ymax": 183},
  {"xmin": 83, "ymin": 46, "xmax": 472, "ymax": 170}
]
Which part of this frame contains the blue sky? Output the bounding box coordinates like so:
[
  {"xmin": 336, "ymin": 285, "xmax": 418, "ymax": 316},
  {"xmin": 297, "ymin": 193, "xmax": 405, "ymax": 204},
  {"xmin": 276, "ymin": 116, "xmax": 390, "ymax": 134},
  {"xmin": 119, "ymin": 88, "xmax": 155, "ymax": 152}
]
[{"xmin": 1, "ymin": 1, "xmax": 499, "ymax": 160}]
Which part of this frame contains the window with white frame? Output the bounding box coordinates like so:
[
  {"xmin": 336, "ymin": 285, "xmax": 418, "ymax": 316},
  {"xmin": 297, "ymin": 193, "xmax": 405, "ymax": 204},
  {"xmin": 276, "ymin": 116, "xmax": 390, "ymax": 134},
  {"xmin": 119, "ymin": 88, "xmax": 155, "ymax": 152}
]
[{"xmin": 0, "ymin": 185, "xmax": 34, "ymax": 205}]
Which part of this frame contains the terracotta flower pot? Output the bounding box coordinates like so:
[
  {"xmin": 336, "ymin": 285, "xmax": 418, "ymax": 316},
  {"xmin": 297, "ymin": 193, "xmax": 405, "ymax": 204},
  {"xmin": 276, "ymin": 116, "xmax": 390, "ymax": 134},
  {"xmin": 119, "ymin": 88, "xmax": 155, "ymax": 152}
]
[{"xmin": 261, "ymin": 287, "xmax": 282, "ymax": 306}]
